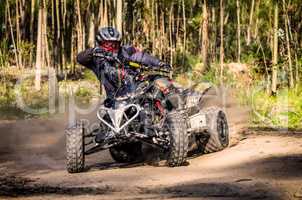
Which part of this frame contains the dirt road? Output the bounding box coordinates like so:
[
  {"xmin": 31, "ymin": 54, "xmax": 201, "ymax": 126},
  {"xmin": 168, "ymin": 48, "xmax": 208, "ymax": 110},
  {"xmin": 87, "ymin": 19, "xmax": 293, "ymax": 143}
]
[{"xmin": 0, "ymin": 116, "xmax": 302, "ymax": 200}]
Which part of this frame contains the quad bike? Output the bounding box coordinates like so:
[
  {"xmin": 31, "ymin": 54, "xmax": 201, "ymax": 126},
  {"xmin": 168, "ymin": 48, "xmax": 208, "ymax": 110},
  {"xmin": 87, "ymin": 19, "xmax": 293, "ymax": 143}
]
[{"xmin": 65, "ymin": 56, "xmax": 229, "ymax": 173}]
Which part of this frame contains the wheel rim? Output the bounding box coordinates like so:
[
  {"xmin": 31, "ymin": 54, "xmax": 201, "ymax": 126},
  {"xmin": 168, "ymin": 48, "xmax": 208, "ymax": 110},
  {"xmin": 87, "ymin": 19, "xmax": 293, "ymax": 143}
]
[{"xmin": 217, "ymin": 112, "xmax": 229, "ymax": 146}]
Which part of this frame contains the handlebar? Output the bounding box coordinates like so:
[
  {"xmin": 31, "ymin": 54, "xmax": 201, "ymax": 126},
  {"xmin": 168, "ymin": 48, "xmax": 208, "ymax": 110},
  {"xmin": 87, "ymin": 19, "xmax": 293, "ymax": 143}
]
[{"xmin": 93, "ymin": 52, "xmax": 172, "ymax": 74}]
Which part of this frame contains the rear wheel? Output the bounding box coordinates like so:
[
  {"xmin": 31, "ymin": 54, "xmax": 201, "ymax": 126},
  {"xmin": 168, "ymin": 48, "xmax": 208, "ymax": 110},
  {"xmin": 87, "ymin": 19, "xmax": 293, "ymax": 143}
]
[
  {"xmin": 66, "ymin": 122, "xmax": 85, "ymax": 173},
  {"xmin": 166, "ymin": 112, "xmax": 189, "ymax": 167},
  {"xmin": 109, "ymin": 142, "xmax": 143, "ymax": 163},
  {"xmin": 203, "ymin": 107, "xmax": 229, "ymax": 153}
]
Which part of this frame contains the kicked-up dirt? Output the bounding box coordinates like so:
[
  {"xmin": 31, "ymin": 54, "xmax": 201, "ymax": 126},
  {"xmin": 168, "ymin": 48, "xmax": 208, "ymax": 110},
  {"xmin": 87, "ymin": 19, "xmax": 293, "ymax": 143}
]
[{"xmin": 0, "ymin": 115, "xmax": 302, "ymax": 200}]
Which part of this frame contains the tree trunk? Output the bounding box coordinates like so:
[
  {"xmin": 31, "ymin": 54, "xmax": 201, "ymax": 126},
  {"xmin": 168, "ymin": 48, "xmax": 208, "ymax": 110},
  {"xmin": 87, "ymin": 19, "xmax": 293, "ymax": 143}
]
[
  {"xmin": 56, "ymin": 0, "xmax": 63, "ymax": 72},
  {"xmin": 282, "ymin": 0, "xmax": 294, "ymax": 88},
  {"xmin": 182, "ymin": 0, "xmax": 186, "ymax": 53},
  {"xmin": 19, "ymin": 0, "xmax": 26, "ymax": 40},
  {"xmin": 108, "ymin": 0, "xmax": 113, "ymax": 27},
  {"xmin": 97, "ymin": 0, "xmax": 103, "ymax": 26},
  {"xmin": 99, "ymin": 0, "xmax": 109, "ymax": 27},
  {"xmin": 35, "ymin": 0, "xmax": 44, "ymax": 91},
  {"xmin": 219, "ymin": 0, "xmax": 224, "ymax": 82},
  {"xmin": 4, "ymin": 2, "xmax": 9, "ymax": 43},
  {"xmin": 236, "ymin": 0, "xmax": 241, "ymax": 63},
  {"xmin": 211, "ymin": 7, "xmax": 217, "ymax": 63},
  {"xmin": 202, "ymin": 0, "xmax": 209, "ymax": 72},
  {"xmin": 154, "ymin": 4, "xmax": 159, "ymax": 54},
  {"xmin": 76, "ymin": 0, "xmax": 83, "ymax": 53},
  {"xmin": 61, "ymin": 0, "xmax": 67, "ymax": 70},
  {"xmin": 30, "ymin": 0, "xmax": 36, "ymax": 68},
  {"xmin": 104, "ymin": 0, "xmax": 108, "ymax": 27},
  {"xmin": 52, "ymin": 0, "xmax": 58, "ymax": 69},
  {"xmin": 169, "ymin": 3, "xmax": 173, "ymax": 65},
  {"xmin": 88, "ymin": 2, "xmax": 95, "ymax": 47},
  {"xmin": 176, "ymin": 1, "xmax": 180, "ymax": 49},
  {"xmin": 155, "ymin": 0, "xmax": 159, "ymax": 54},
  {"xmin": 51, "ymin": 0, "xmax": 55, "ymax": 35},
  {"xmin": 159, "ymin": 11, "xmax": 165, "ymax": 59},
  {"xmin": 116, "ymin": 0, "xmax": 122, "ymax": 34},
  {"xmin": 253, "ymin": 0, "xmax": 260, "ymax": 40},
  {"xmin": 143, "ymin": 0, "xmax": 151, "ymax": 47},
  {"xmin": 15, "ymin": 0, "xmax": 22, "ymax": 68},
  {"xmin": 6, "ymin": 0, "xmax": 19, "ymax": 69},
  {"xmin": 71, "ymin": 29, "xmax": 75, "ymax": 73},
  {"xmin": 15, "ymin": 0, "xmax": 20, "ymax": 46},
  {"xmin": 247, "ymin": 0, "xmax": 255, "ymax": 45},
  {"xmin": 43, "ymin": 0, "xmax": 50, "ymax": 68},
  {"xmin": 271, "ymin": 2, "xmax": 279, "ymax": 95},
  {"xmin": 294, "ymin": 32, "xmax": 299, "ymax": 83}
]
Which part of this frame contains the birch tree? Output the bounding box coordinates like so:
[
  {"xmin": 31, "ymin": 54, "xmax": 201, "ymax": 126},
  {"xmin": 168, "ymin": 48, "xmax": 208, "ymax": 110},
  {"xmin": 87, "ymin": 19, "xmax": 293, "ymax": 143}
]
[
  {"xmin": 282, "ymin": 0, "xmax": 294, "ymax": 88},
  {"xmin": 116, "ymin": 0, "xmax": 123, "ymax": 34},
  {"xmin": 202, "ymin": 0, "xmax": 209, "ymax": 71},
  {"xmin": 35, "ymin": 0, "xmax": 44, "ymax": 90},
  {"xmin": 220, "ymin": 0, "xmax": 224, "ymax": 81},
  {"xmin": 271, "ymin": 2, "xmax": 279, "ymax": 95},
  {"xmin": 236, "ymin": 0, "xmax": 241, "ymax": 63},
  {"xmin": 88, "ymin": 0, "xmax": 95, "ymax": 47},
  {"xmin": 247, "ymin": 0, "xmax": 255, "ymax": 45},
  {"xmin": 76, "ymin": 0, "xmax": 84, "ymax": 53}
]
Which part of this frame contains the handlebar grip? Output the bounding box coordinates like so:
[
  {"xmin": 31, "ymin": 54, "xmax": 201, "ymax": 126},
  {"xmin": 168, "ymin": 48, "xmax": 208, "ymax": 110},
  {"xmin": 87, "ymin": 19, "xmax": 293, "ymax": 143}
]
[{"xmin": 128, "ymin": 62, "xmax": 141, "ymax": 68}]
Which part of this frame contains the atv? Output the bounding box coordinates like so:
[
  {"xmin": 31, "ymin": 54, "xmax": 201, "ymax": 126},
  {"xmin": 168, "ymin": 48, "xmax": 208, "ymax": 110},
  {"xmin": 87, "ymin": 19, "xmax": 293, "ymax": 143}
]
[{"xmin": 65, "ymin": 57, "xmax": 229, "ymax": 173}]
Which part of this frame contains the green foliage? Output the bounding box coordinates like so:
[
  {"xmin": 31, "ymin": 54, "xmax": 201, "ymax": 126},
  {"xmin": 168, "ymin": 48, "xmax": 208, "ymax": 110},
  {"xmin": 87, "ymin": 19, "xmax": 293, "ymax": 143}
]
[
  {"xmin": 83, "ymin": 69, "xmax": 98, "ymax": 82},
  {"xmin": 0, "ymin": 82, "xmax": 15, "ymax": 107},
  {"xmin": 244, "ymin": 84, "xmax": 302, "ymax": 129},
  {"xmin": 74, "ymin": 86, "xmax": 94, "ymax": 105},
  {"xmin": 174, "ymin": 50, "xmax": 302, "ymax": 129},
  {"xmin": 0, "ymin": 72, "xmax": 100, "ymax": 119},
  {"xmin": 0, "ymin": 76, "xmax": 50, "ymax": 119},
  {"xmin": 174, "ymin": 49, "xmax": 200, "ymax": 74},
  {"xmin": 20, "ymin": 79, "xmax": 50, "ymax": 111},
  {"xmin": 0, "ymin": 40, "xmax": 10, "ymax": 67},
  {"xmin": 18, "ymin": 41, "xmax": 35, "ymax": 67}
]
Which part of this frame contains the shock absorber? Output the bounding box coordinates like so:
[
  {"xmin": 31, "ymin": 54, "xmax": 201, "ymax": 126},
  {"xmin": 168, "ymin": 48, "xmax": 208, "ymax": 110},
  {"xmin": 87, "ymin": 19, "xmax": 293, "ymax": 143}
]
[{"xmin": 140, "ymin": 101, "xmax": 153, "ymax": 136}]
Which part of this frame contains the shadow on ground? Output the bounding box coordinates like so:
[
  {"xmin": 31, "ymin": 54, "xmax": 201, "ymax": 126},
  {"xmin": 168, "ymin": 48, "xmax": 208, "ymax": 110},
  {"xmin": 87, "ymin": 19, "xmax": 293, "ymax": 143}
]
[
  {"xmin": 232, "ymin": 154, "xmax": 302, "ymax": 180},
  {"xmin": 87, "ymin": 161, "xmax": 145, "ymax": 171},
  {"xmin": 145, "ymin": 181, "xmax": 285, "ymax": 200},
  {"xmin": 0, "ymin": 175, "xmax": 114, "ymax": 197},
  {"xmin": 0, "ymin": 174, "xmax": 286, "ymax": 199}
]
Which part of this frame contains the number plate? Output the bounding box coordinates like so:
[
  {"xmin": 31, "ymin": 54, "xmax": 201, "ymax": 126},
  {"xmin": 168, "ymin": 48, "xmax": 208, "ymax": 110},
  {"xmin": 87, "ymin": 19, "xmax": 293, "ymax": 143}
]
[{"xmin": 189, "ymin": 113, "xmax": 207, "ymax": 129}]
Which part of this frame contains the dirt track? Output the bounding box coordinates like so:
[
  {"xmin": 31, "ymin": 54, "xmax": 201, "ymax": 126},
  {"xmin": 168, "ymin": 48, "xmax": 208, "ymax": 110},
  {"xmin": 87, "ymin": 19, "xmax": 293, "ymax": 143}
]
[{"xmin": 0, "ymin": 116, "xmax": 302, "ymax": 200}]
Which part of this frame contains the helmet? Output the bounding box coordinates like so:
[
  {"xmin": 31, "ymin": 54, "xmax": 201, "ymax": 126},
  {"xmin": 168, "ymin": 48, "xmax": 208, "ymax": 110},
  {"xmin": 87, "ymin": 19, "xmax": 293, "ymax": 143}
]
[{"xmin": 96, "ymin": 27, "xmax": 122, "ymax": 44}]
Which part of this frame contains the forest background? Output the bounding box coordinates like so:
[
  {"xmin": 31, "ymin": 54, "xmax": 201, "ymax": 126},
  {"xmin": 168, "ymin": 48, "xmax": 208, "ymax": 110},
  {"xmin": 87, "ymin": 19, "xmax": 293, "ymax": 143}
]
[{"xmin": 0, "ymin": 0, "xmax": 301, "ymax": 129}]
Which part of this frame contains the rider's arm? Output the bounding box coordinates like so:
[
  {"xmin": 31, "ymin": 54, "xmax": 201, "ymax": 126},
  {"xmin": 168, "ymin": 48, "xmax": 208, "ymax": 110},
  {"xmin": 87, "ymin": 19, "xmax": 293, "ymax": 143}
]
[
  {"xmin": 121, "ymin": 46, "xmax": 161, "ymax": 67},
  {"xmin": 76, "ymin": 48, "xmax": 94, "ymax": 69}
]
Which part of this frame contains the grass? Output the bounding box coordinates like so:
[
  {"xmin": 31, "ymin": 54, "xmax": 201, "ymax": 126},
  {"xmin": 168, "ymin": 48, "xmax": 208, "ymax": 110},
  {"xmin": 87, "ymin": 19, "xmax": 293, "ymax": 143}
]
[
  {"xmin": 0, "ymin": 68, "xmax": 101, "ymax": 120},
  {"xmin": 253, "ymin": 88, "xmax": 301, "ymax": 129}
]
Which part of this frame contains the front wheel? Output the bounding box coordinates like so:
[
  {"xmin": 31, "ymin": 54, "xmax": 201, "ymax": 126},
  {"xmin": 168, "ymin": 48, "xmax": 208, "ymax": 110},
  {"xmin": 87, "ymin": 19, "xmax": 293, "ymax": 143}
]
[
  {"xmin": 203, "ymin": 107, "xmax": 229, "ymax": 153},
  {"xmin": 166, "ymin": 112, "xmax": 189, "ymax": 167},
  {"xmin": 66, "ymin": 122, "xmax": 85, "ymax": 173}
]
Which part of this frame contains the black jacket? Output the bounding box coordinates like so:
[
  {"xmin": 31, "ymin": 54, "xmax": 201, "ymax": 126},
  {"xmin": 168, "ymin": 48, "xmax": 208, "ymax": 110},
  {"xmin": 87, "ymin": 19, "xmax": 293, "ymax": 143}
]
[{"xmin": 77, "ymin": 45, "xmax": 161, "ymax": 97}]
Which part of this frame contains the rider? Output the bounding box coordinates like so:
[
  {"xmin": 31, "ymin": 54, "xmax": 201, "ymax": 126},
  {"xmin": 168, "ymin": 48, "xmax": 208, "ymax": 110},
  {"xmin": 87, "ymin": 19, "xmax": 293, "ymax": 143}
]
[{"xmin": 77, "ymin": 27, "xmax": 171, "ymax": 101}]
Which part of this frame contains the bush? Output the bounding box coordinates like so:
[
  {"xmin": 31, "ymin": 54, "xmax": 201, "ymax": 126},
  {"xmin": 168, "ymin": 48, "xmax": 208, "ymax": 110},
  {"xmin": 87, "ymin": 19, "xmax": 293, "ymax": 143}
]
[
  {"xmin": 250, "ymin": 85, "xmax": 302, "ymax": 129},
  {"xmin": 74, "ymin": 86, "xmax": 94, "ymax": 105}
]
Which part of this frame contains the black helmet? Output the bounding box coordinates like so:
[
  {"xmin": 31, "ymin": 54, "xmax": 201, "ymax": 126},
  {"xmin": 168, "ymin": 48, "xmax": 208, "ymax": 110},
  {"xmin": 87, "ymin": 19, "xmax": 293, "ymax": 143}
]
[{"xmin": 96, "ymin": 27, "xmax": 122, "ymax": 44}]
